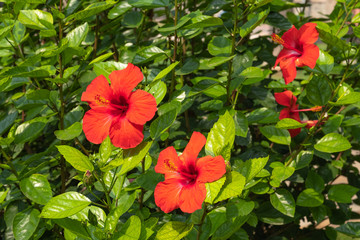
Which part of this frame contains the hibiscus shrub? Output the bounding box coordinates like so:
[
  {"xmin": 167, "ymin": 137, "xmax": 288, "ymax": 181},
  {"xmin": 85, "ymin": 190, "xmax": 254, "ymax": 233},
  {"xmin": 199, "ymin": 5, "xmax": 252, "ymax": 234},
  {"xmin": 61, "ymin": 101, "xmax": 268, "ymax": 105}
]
[{"xmin": 1, "ymin": 0, "xmax": 360, "ymax": 239}]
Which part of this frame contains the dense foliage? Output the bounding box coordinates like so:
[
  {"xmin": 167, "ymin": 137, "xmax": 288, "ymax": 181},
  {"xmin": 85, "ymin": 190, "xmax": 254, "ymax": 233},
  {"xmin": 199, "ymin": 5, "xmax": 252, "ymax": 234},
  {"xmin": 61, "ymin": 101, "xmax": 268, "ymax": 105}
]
[{"xmin": 1, "ymin": 0, "xmax": 360, "ymax": 239}]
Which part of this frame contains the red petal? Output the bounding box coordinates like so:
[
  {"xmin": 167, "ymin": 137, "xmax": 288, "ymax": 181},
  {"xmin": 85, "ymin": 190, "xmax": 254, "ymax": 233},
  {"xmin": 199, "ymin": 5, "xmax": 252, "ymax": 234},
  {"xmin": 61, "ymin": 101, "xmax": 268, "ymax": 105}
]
[
  {"xmin": 274, "ymin": 48, "xmax": 300, "ymax": 67},
  {"xmin": 289, "ymin": 128, "xmax": 301, "ymax": 138},
  {"xmin": 298, "ymin": 23, "xmax": 318, "ymax": 45},
  {"xmin": 196, "ymin": 156, "xmax": 226, "ymax": 183},
  {"xmin": 180, "ymin": 132, "xmax": 206, "ymax": 165},
  {"xmin": 154, "ymin": 179, "xmax": 182, "ymax": 213},
  {"xmin": 274, "ymin": 90, "xmax": 297, "ymax": 107},
  {"xmin": 109, "ymin": 117, "xmax": 144, "ymax": 149},
  {"xmin": 83, "ymin": 108, "xmax": 114, "ymax": 144},
  {"xmin": 295, "ymin": 44, "xmax": 319, "ymax": 69},
  {"xmin": 155, "ymin": 146, "xmax": 183, "ymax": 178},
  {"xmin": 81, "ymin": 75, "xmax": 113, "ymax": 108},
  {"xmin": 281, "ymin": 25, "xmax": 299, "ymax": 48},
  {"xmin": 127, "ymin": 90, "xmax": 157, "ymax": 125},
  {"xmin": 179, "ymin": 183, "xmax": 206, "ymax": 213},
  {"xmin": 109, "ymin": 63, "xmax": 143, "ymax": 98},
  {"xmin": 279, "ymin": 57, "xmax": 297, "ymax": 84}
]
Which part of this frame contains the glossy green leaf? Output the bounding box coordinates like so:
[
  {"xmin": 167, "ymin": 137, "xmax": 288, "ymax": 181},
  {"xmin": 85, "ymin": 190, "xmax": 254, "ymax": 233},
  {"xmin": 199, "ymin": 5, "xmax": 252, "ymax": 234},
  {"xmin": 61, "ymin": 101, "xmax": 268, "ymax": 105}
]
[
  {"xmin": 0, "ymin": 24, "xmax": 14, "ymax": 42},
  {"xmin": 226, "ymin": 199, "xmax": 255, "ymax": 218},
  {"xmin": 238, "ymin": 156, "xmax": 269, "ymax": 182},
  {"xmin": 314, "ymin": 133, "xmax": 351, "ymax": 153},
  {"xmin": 205, "ymin": 176, "xmax": 226, "ymax": 204},
  {"xmin": 128, "ymin": 0, "xmax": 169, "ymax": 8},
  {"xmin": 20, "ymin": 174, "xmax": 52, "ymax": 205},
  {"xmin": 149, "ymin": 81, "xmax": 167, "ymax": 105},
  {"xmin": 122, "ymin": 11, "xmax": 144, "ymax": 28},
  {"xmin": 66, "ymin": 22, "xmax": 89, "ymax": 48},
  {"xmin": 119, "ymin": 141, "xmax": 152, "ymax": 175},
  {"xmin": 208, "ymin": 36, "xmax": 231, "ymax": 57},
  {"xmin": 234, "ymin": 111, "xmax": 248, "ymax": 137},
  {"xmin": 14, "ymin": 117, "xmax": 48, "ymax": 144},
  {"xmin": 317, "ymin": 49, "xmax": 334, "ymax": 74},
  {"xmin": 155, "ymin": 221, "xmax": 193, "ymax": 240},
  {"xmin": 152, "ymin": 62, "xmax": 179, "ymax": 83},
  {"xmin": 205, "ymin": 111, "xmax": 235, "ymax": 160},
  {"xmin": 18, "ymin": 10, "xmax": 53, "ymax": 30},
  {"xmin": 99, "ymin": 136, "xmax": 113, "ymax": 164},
  {"xmin": 89, "ymin": 52, "xmax": 114, "ymax": 65},
  {"xmin": 214, "ymin": 171, "xmax": 246, "ymax": 203},
  {"xmin": 336, "ymin": 222, "xmax": 360, "ymax": 237},
  {"xmin": 175, "ymin": 58, "xmax": 199, "ymax": 75},
  {"xmin": 13, "ymin": 209, "xmax": 40, "ymax": 240},
  {"xmin": 328, "ymin": 184, "xmax": 359, "ymax": 203},
  {"xmin": 184, "ymin": 15, "xmax": 223, "ymax": 29},
  {"xmin": 0, "ymin": 109, "xmax": 18, "ymax": 135},
  {"xmin": 52, "ymin": 218, "xmax": 90, "ymax": 239},
  {"xmin": 40, "ymin": 192, "xmax": 91, "ymax": 219},
  {"xmin": 322, "ymin": 115, "xmax": 344, "ymax": 134},
  {"xmin": 115, "ymin": 215, "xmax": 142, "ymax": 240},
  {"xmin": 108, "ymin": 1, "xmax": 132, "ymax": 19},
  {"xmin": 290, "ymin": 150, "xmax": 313, "ymax": 170},
  {"xmin": 260, "ymin": 125, "xmax": 291, "ymax": 145},
  {"xmin": 317, "ymin": 28, "xmax": 351, "ymax": 51},
  {"xmin": 133, "ymin": 46, "xmax": 165, "ymax": 64},
  {"xmin": 240, "ymin": 8, "xmax": 269, "ymax": 38},
  {"xmin": 26, "ymin": 89, "xmax": 50, "ymax": 100},
  {"xmin": 67, "ymin": 1, "xmax": 116, "ymax": 20},
  {"xmin": 305, "ymin": 171, "xmax": 325, "ymax": 193},
  {"xmin": 296, "ymin": 188, "xmax": 324, "ymax": 207},
  {"xmin": 332, "ymin": 92, "xmax": 360, "ymax": 106},
  {"xmin": 306, "ymin": 76, "xmax": 331, "ymax": 106},
  {"xmin": 105, "ymin": 191, "xmax": 136, "ymax": 232},
  {"xmin": 0, "ymin": 188, "xmax": 9, "ymax": 203},
  {"xmin": 56, "ymin": 145, "xmax": 94, "ymax": 172},
  {"xmin": 93, "ymin": 61, "xmax": 127, "ymax": 79},
  {"xmin": 270, "ymin": 163, "xmax": 294, "ymax": 187},
  {"xmin": 54, "ymin": 122, "xmax": 82, "ymax": 141},
  {"xmin": 276, "ymin": 118, "xmax": 307, "ymax": 129},
  {"xmin": 0, "ymin": 65, "xmax": 56, "ymax": 78},
  {"xmin": 150, "ymin": 109, "xmax": 177, "ymax": 139},
  {"xmin": 270, "ymin": 189, "xmax": 295, "ymax": 217}
]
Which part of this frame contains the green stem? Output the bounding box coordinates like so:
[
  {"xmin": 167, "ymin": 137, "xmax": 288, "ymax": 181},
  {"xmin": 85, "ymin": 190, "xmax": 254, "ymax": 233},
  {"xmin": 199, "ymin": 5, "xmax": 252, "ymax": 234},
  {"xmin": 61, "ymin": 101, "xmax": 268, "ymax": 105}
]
[
  {"xmin": 170, "ymin": 0, "xmax": 178, "ymax": 96},
  {"xmin": 197, "ymin": 203, "xmax": 208, "ymax": 240}
]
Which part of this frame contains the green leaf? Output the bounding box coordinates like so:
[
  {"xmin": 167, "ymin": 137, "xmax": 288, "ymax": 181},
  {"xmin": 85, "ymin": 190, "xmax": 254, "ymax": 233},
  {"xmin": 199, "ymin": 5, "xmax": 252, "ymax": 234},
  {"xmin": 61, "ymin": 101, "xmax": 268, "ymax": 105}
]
[
  {"xmin": 14, "ymin": 117, "xmax": 48, "ymax": 144},
  {"xmin": 0, "ymin": 189, "xmax": 9, "ymax": 204},
  {"xmin": 99, "ymin": 136, "xmax": 113, "ymax": 164},
  {"xmin": 316, "ymin": 49, "xmax": 334, "ymax": 74},
  {"xmin": 0, "ymin": 24, "xmax": 14, "ymax": 42},
  {"xmin": 26, "ymin": 89, "xmax": 50, "ymax": 100},
  {"xmin": 208, "ymin": 36, "xmax": 232, "ymax": 57},
  {"xmin": 214, "ymin": 171, "xmax": 246, "ymax": 203},
  {"xmin": 115, "ymin": 215, "xmax": 142, "ymax": 240},
  {"xmin": 205, "ymin": 111, "xmax": 235, "ymax": 161},
  {"xmin": 89, "ymin": 52, "xmax": 114, "ymax": 65},
  {"xmin": 205, "ymin": 176, "xmax": 226, "ymax": 204},
  {"xmin": 276, "ymin": 118, "xmax": 307, "ymax": 129},
  {"xmin": 18, "ymin": 10, "xmax": 53, "ymax": 30},
  {"xmin": 317, "ymin": 28, "xmax": 351, "ymax": 51},
  {"xmin": 40, "ymin": 192, "xmax": 91, "ymax": 219},
  {"xmin": 328, "ymin": 184, "xmax": 359, "ymax": 203},
  {"xmin": 105, "ymin": 191, "xmax": 136, "ymax": 233},
  {"xmin": 184, "ymin": 15, "xmax": 223, "ymax": 29},
  {"xmin": 0, "ymin": 109, "xmax": 18, "ymax": 135},
  {"xmin": 332, "ymin": 92, "xmax": 360, "ymax": 106},
  {"xmin": 54, "ymin": 122, "xmax": 82, "ymax": 141},
  {"xmin": 66, "ymin": 22, "xmax": 89, "ymax": 48},
  {"xmin": 270, "ymin": 189, "xmax": 295, "ymax": 217},
  {"xmin": 152, "ymin": 62, "xmax": 179, "ymax": 83},
  {"xmin": 289, "ymin": 150, "xmax": 313, "ymax": 170},
  {"xmin": 56, "ymin": 145, "xmax": 94, "ymax": 172},
  {"xmin": 260, "ymin": 125, "xmax": 291, "ymax": 145},
  {"xmin": 336, "ymin": 222, "xmax": 360, "ymax": 237},
  {"xmin": 314, "ymin": 133, "xmax": 351, "ymax": 153},
  {"xmin": 240, "ymin": 8, "xmax": 270, "ymax": 38},
  {"xmin": 0, "ymin": 65, "xmax": 56, "ymax": 78},
  {"xmin": 155, "ymin": 221, "xmax": 193, "ymax": 240},
  {"xmin": 175, "ymin": 58, "xmax": 199, "ymax": 75},
  {"xmin": 322, "ymin": 115, "xmax": 344, "ymax": 134},
  {"xmin": 108, "ymin": 1, "xmax": 132, "ymax": 19},
  {"xmin": 296, "ymin": 188, "xmax": 324, "ymax": 207},
  {"xmin": 67, "ymin": 1, "xmax": 116, "ymax": 20},
  {"xmin": 149, "ymin": 81, "xmax": 167, "ymax": 105},
  {"xmin": 93, "ymin": 61, "xmax": 127, "ymax": 80},
  {"xmin": 13, "ymin": 209, "xmax": 40, "ymax": 240},
  {"xmin": 122, "ymin": 11, "xmax": 144, "ymax": 28},
  {"xmin": 238, "ymin": 156, "xmax": 269, "ymax": 182},
  {"xmin": 133, "ymin": 46, "xmax": 165, "ymax": 64},
  {"xmin": 128, "ymin": 0, "xmax": 169, "ymax": 8},
  {"xmin": 20, "ymin": 174, "xmax": 52, "ymax": 205},
  {"xmin": 150, "ymin": 109, "xmax": 177, "ymax": 139},
  {"xmin": 136, "ymin": 170, "xmax": 162, "ymax": 191},
  {"xmin": 226, "ymin": 199, "xmax": 255, "ymax": 218},
  {"xmin": 306, "ymin": 76, "xmax": 332, "ymax": 106},
  {"xmin": 234, "ymin": 111, "xmax": 248, "ymax": 137},
  {"xmin": 52, "ymin": 218, "xmax": 90, "ymax": 239},
  {"xmin": 270, "ymin": 163, "xmax": 294, "ymax": 187},
  {"xmin": 305, "ymin": 171, "xmax": 325, "ymax": 193},
  {"xmin": 119, "ymin": 141, "xmax": 152, "ymax": 175}
]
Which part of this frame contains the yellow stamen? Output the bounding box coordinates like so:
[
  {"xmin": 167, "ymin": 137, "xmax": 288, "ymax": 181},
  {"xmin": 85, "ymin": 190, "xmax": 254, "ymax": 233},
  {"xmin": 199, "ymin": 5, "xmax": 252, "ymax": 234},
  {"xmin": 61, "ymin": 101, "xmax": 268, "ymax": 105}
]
[
  {"xmin": 271, "ymin": 33, "xmax": 285, "ymax": 45},
  {"xmin": 95, "ymin": 94, "xmax": 109, "ymax": 105},
  {"xmin": 311, "ymin": 106, "xmax": 322, "ymax": 112},
  {"xmin": 164, "ymin": 159, "xmax": 178, "ymax": 172}
]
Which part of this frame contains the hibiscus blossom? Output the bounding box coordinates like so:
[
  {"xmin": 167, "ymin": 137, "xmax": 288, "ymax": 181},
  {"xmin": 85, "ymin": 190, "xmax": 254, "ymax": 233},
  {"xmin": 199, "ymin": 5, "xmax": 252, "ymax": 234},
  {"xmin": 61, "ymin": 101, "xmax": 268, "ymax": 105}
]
[
  {"xmin": 272, "ymin": 23, "xmax": 319, "ymax": 84},
  {"xmin": 81, "ymin": 63, "xmax": 157, "ymax": 149},
  {"xmin": 154, "ymin": 132, "xmax": 226, "ymax": 213},
  {"xmin": 275, "ymin": 90, "xmax": 322, "ymax": 137}
]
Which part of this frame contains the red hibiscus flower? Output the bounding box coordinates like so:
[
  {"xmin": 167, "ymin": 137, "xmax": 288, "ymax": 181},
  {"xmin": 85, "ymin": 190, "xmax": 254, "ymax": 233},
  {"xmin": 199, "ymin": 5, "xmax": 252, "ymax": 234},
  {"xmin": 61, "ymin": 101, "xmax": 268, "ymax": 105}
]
[
  {"xmin": 275, "ymin": 90, "xmax": 322, "ymax": 137},
  {"xmin": 154, "ymin": 132, "xmax": 226, "ymax": 213},
  {"xmin": 81, "ymin": 63, "xmax": 157, "ymax": 149},
  {"xmin": 272, "ymin": 23, "xmax": 319, "ymax": 84}
]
